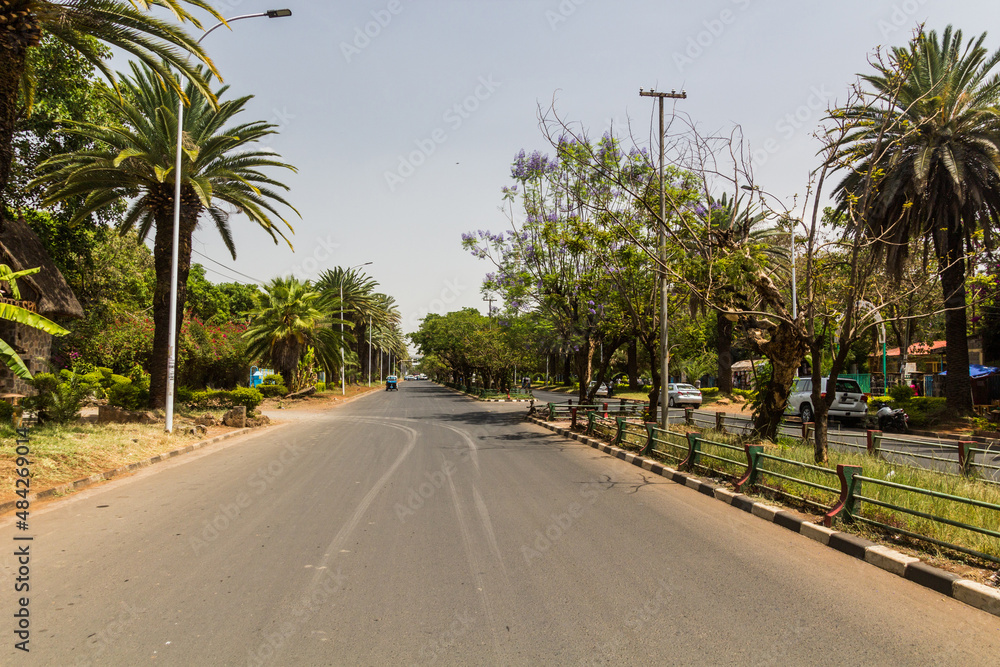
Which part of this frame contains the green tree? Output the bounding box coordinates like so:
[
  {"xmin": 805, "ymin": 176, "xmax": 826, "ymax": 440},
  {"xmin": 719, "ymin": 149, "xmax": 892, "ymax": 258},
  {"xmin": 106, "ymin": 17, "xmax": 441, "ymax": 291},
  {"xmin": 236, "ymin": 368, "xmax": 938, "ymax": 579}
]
[
  {"xmin": 186, "ymin": 264, "xmax": 261, "ymax": 323},
  {"xmin": 833, "ymin": 25, "xmax": 1000, "ymax": 414},
  {"xmin": 243, "ymin": 277, "xmax": 349, "ymax": 390},
  {"xmin": 0, "ymin": 0, "xmax": 222, "ymax": 200},
  {"xmin": 32, "ymin": 62, "xmax": 298, "ymax": 407}
]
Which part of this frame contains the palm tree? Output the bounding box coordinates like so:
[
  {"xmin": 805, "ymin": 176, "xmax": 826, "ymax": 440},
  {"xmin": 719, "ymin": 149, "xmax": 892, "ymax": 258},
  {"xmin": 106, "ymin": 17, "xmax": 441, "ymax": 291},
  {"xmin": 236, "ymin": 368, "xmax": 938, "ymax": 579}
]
[
  {"xmin": 315, "ymin": 267, "xmax": 398, "ymax": 384},
  {"xmin": 244, "ymin": 277, "xmax": 350, "ymax": 389},
  {"xmin": 692, "ymin": 192, "xmax": 786, "ymax": 394},
  {"xmin": 0, "ymin": 0, "xmax": 221, "ymax": 197},
  {"xmin": 31, "ymin": 62, "xmax": 298, "ymax": 407},
  {"xmin": 833, "ymin": 26, "xmax": 1000, "ymax": 413}
]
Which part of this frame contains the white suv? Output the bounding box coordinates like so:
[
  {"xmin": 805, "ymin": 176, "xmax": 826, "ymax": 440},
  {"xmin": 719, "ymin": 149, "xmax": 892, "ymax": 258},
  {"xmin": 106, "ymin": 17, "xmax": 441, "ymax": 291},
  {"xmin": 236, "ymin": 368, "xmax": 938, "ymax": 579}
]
[{"xmin": 785, "ymin": 377, "xmax": 867, "ymax": 425}]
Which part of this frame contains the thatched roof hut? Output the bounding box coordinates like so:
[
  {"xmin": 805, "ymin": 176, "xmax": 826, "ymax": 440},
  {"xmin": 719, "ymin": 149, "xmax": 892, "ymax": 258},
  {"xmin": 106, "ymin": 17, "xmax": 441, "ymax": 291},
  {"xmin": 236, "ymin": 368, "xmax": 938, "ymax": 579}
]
[{"xmin": 0, "ymin": 215, "xmax": 83, "ymax": 320}]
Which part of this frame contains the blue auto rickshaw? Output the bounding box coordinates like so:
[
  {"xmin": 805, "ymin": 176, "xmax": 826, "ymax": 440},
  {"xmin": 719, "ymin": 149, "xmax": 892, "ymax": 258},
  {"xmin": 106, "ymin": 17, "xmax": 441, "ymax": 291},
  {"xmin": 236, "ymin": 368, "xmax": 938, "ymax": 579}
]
[{"xmin": 386, "ymin": 375, "xmax": 398, "ymax": 391}]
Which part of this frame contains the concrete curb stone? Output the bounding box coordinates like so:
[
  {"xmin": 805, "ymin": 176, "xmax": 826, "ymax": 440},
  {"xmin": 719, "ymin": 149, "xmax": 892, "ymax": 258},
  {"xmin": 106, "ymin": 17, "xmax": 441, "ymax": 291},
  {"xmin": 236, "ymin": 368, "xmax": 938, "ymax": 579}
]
[{"xmin": 524, "ymin": 415, "xmax": 1000, "ymax": 619}]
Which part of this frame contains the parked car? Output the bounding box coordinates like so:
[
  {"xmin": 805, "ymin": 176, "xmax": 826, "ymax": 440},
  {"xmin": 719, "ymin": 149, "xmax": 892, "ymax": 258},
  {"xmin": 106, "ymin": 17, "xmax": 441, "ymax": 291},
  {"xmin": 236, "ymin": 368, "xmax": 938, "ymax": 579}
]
[
  {"xmin": 785, "ymin": 376, "xmax": 867, "ymax": 424},
  {"xmin": 666, "ymin": 383, "xmax": 702, "ymax": 408},
  {"xmin": 587, "ymin": 380, "xmax": 612, "ymax": 397}
]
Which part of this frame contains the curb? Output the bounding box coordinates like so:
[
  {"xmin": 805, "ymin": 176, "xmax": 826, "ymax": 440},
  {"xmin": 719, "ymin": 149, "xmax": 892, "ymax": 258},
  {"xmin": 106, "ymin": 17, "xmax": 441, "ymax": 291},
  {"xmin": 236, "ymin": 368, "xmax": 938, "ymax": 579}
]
[
  {"xmin": 1, "ymin": 427, "xmax": 255, "ymax": 515},
  {"xmin": 525, "ymin": 416, "xmax": 1000, "ymax": 619}
]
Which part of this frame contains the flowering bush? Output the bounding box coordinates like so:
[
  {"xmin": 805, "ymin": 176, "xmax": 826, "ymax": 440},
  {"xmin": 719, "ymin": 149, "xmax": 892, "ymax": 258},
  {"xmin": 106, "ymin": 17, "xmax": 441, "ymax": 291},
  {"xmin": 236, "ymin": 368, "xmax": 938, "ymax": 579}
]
[{"xmin": 178, "ymin": 316, "xmax": 252, "ymax": 389}]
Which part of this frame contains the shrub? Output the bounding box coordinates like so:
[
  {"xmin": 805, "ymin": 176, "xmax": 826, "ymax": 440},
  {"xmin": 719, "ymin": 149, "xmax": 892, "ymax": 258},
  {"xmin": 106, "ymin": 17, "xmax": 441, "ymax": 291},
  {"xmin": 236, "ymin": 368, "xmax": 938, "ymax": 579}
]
[
  {"xmin": 184, "ymin": 388, "xmax": 262, "ymax": 411},
  {"xmin": 262, "ymin": 375, "xmax": 281, "ymax": 386},
  {"xmin": 702, "ymin": 387, "xmax": 719, "ymax": 397},
  {"xmin": 315, "ymin": 382, "xmax": 326, "ymax": 392},
  {"xmin": 258, "ymin": 383, "xmax": 288, "ymax": 398},
  {"xmin": 25, "ymin": 373, "xmax": 87, "ymax": 424},
  {"xmin": 0, "ymin": 400, "xmax": 13, "ymax": 424},
  {"xmin": 905, "ymin": 397, "xmax": 949, "ymax": 428},
  {"xmin": 108, "ymin": 381, "xmax": 150, "ymax": 411},
  {"xmin": 228, "ymin": 387, "xmax": 263, "ymax": 411},
  {"xmin": 888, "ymin": 383, "xmax": 914, "ymax": 403}
]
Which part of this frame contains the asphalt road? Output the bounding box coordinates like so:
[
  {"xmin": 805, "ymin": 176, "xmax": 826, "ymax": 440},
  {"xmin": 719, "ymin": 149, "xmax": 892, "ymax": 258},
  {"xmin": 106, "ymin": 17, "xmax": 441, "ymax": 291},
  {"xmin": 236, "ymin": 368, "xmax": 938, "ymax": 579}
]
[{"xmin": 2, "ymin": 382, "xmax": 999, "ymax": 665}]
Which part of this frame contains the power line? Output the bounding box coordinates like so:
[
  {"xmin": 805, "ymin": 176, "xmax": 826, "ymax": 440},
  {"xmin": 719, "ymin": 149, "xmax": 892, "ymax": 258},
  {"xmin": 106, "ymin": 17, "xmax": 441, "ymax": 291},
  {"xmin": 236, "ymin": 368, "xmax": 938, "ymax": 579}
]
[{"xmin": 191, "ymin": 249, "xmax": 265, "ymax": 285}]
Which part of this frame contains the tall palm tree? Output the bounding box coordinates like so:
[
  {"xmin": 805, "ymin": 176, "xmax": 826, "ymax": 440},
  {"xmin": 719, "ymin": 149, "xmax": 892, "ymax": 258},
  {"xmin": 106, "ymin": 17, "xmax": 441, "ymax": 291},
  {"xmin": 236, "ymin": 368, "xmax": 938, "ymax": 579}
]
[
  {"xmin": 244, "ymin": 277, "xmax": 350, "ymax": 389},
  {"xmin": 31, "ymin": 62, "xmax": 298, "ymax": 407},
  {"xmin": 316, "ymin": 267, "xmax": 394, "ymax": 383},
  {"xmin": 0, "ymin": 0, "xmax": 221, "ymax": 197},
  {"xmin": 833, "ymin": 26, "xmax": 1000, "ymax": 413}
]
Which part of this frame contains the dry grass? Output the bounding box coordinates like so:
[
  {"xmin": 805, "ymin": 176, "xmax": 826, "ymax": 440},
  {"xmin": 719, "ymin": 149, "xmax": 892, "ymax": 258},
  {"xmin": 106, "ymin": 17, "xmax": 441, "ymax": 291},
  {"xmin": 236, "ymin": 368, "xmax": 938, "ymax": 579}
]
[{"xmin": 0, "ymin": 421, "xmax": 222, "ymax": 504}]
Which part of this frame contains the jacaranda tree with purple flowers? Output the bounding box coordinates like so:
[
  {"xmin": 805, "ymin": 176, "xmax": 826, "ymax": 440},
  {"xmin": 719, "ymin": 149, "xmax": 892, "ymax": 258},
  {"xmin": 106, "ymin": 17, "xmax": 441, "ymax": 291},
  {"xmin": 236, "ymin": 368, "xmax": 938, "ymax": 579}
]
[{"xmin": 463, "ymin": 137, "xmax": 635, "ymax": 404}]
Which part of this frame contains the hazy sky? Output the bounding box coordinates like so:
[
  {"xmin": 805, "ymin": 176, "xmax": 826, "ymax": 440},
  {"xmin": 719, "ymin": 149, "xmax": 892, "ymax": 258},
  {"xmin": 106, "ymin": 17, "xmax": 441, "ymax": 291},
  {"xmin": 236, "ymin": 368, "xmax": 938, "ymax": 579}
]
[{"xmin": 162, "ymin": 0, "xmax": 996, "ymax": 334}]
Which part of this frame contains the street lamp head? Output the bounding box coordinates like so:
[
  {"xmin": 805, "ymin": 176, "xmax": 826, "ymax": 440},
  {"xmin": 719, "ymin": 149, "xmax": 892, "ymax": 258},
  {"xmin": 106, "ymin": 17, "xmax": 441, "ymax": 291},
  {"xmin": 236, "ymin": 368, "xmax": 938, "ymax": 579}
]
[{"xmin": 266, "ymin": 9, "xmax": 292, "ymax": 18}]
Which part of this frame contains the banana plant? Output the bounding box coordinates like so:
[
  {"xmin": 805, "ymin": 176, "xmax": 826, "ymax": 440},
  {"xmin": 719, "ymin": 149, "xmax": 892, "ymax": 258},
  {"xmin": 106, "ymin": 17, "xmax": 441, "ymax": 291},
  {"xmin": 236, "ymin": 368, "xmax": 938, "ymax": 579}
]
[{"xmin": 0, "ymin": 265, "xmax": 69, "ymax": 379}]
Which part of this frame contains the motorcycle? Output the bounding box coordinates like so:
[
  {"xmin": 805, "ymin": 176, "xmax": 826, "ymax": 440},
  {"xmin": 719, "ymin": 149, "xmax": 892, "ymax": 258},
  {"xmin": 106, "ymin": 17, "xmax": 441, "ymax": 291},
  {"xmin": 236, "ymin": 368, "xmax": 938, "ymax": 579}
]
[{"xmin": 874, "ymin": 402, "xmax": 908, "ymax": 432}]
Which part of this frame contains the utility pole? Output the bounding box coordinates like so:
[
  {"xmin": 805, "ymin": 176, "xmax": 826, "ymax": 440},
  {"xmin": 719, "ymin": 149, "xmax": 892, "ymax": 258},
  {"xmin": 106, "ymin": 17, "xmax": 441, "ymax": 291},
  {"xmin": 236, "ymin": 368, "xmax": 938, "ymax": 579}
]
[
  {"xmin": 640, "ymin": 88, "xmax": 686, "ymax": 429},
  {"xmin": 485, "ymin": 296, "xmax": 495, "ymax": 328}
]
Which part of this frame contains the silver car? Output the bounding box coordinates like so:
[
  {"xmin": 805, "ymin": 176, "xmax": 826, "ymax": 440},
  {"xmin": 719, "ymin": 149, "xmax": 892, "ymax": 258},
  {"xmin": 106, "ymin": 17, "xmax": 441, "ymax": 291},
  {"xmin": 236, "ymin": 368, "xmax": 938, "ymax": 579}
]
[
  {"xmin": 785, "ymin": 376, "xmax": 867, "ymax": 424},
  {"xmin": 666, "ymin": 383, "xmax": 703, "ymax": 408}
]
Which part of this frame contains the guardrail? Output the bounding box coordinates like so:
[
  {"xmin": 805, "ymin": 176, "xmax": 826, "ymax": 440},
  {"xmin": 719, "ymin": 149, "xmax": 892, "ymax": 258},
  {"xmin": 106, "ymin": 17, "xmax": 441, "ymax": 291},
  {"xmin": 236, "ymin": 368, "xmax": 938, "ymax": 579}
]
[{"xmin": 541, "ymin": 411, "xmax": 1000, "ymax": 564}]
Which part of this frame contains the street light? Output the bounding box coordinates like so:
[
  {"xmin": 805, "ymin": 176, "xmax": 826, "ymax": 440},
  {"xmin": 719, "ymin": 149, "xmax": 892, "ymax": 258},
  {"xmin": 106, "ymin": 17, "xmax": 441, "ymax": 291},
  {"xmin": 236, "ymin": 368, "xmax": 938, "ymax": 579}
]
[
  {"xmin": 165, "ymin": 9, "xmax": 292, "ymax": 433},
  {"xmin": 341, "ymin": 262, "xmax": 373, "ymax": 395}
]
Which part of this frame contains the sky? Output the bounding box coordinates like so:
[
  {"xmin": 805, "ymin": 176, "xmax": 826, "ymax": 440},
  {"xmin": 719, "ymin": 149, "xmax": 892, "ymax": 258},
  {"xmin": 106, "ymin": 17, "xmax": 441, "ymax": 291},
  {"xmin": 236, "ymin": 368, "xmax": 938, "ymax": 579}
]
[{"xmin": 150, "ymin": 0, "xmax": 997, "ymax": 336}]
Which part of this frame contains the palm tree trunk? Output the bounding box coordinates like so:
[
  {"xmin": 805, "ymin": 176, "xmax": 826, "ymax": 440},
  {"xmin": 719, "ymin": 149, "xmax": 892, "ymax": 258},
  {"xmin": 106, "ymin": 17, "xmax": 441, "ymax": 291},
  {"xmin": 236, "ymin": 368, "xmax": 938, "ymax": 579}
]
[
  {"xmin": 149, "ymin": 202, "xmax": 198, "ymax": 408},
  {"xmin": 940, "ymin": 236, "xmax": 973, "ymax": 413},
  {"xmin": 0, "ymin": 47, "xmax": 28, "ymax": 199}
]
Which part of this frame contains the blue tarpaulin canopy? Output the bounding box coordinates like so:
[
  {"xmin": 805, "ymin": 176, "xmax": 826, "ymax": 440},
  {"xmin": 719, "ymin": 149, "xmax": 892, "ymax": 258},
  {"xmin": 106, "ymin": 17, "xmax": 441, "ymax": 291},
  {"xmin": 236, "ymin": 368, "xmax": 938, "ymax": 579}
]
[{"xmin": 939, "ymin": 364, "xmax": 999, "ymax": 378}]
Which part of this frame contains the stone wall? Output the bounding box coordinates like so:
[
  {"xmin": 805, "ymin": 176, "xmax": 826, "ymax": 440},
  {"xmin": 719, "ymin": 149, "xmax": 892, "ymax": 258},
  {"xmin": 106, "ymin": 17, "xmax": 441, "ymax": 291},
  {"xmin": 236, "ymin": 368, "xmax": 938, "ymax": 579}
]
[{"xmin": 0, "ymin": 322, "xmax": 52, "ymax": 395}]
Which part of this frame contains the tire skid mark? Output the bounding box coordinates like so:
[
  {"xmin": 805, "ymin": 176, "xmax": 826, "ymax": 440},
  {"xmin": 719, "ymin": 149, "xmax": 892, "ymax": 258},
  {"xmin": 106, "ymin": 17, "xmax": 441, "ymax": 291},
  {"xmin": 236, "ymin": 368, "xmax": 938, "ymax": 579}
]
[
  {"xmin": 444, "ymin": 467, "xmax": 509, "ymax": 665},
  {"xmin": 472, "ymin": 485, "xmax": 510, "ymax": 586},
  {"xmin": 305, "ymin": 420, "xmax": 418, "ymax": 591}
]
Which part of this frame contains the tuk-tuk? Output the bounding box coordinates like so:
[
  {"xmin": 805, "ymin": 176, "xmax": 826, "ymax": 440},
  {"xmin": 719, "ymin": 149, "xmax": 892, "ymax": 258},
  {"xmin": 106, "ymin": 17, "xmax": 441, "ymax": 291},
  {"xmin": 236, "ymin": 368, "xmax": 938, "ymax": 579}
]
[{"xmin": 385, "ymin": 375, "xmax": 398, "ymax": 391}]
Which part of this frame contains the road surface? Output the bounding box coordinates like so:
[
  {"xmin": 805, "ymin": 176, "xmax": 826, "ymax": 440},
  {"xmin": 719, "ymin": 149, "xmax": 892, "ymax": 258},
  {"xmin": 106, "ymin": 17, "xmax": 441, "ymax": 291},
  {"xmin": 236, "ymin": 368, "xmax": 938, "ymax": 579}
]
[{"xmin": 1, "ymin": 382, "xmax": 998, "ymax": 664}]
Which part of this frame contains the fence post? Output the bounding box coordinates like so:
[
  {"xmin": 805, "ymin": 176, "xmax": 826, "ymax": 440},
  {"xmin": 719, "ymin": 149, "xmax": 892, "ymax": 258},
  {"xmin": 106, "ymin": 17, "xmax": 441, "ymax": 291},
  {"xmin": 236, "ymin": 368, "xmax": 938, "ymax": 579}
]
[
  {"xmin": 715, "ymin": 411, "xmax": 725, "ymax": 433},
  {"xmin": 684, "ymin": 408, "xmax": 693, "ymax": 425},
  {"xmin": 823, "ymin": 464, "xmax": 863, "ymax": 527},
  {"xmin": 587, "ymin": 411, "xmax": 596, "ymax": 436},
  {"xmin": 603, "ymin": 402, "xmax": 609, "ymax": 419},
  {"xmin": 571, "ymin": 406, "xmax": 578, "ymax": 429},
  {"xmin": 547, "ymin": 403, "xmax": 556, "ymax": 421},
  {"xmin": 619, "ymin": 398, "xmax": 627, "ymax": 414},
  {"xmin": 614, "ymin": 417, "xmax": 626, "ymax": 446},
  {"xmin": 958, "ymin": 441, "xmax": 976, "ymax": 477},
  {"xmin": 866, "ymin": 430, "xmax": 882, "ymax": 457},
  {"xmin": 681, "ymin": 432, "xmax": 701, "ymax": 471},
  {"xmin": 641, "ymin": 423, "xmax": 655, "ymax": 456},
  {"xmin": 568, "ymin": 398, "xmax": 573, "ymax": 407},
  {"xmin": 735, "ymin": 444, "xmax": 764, "ymax": 492}
]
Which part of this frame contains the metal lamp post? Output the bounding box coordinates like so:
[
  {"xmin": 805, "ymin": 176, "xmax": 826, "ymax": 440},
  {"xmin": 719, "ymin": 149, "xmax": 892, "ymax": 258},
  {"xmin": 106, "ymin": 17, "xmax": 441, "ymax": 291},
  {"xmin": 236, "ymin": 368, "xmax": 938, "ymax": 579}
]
[
  {"xmin": 165, "ymin": 9, "xmax": 292, "ymax": 433},
  {"xmin": 341, "ymin": 262, "xmax": 372, "ymax": 395}
]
